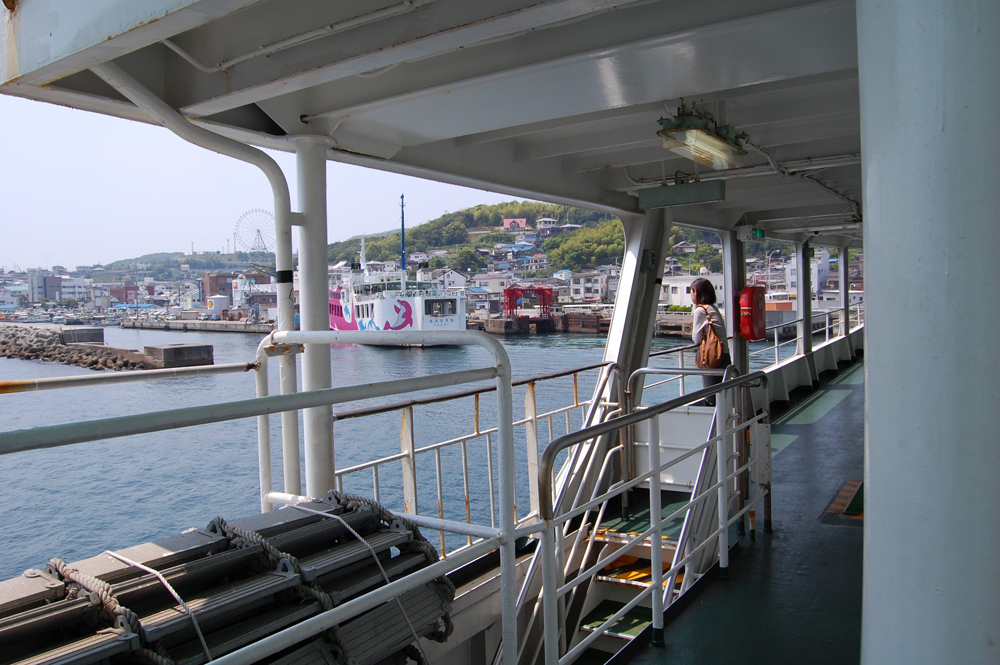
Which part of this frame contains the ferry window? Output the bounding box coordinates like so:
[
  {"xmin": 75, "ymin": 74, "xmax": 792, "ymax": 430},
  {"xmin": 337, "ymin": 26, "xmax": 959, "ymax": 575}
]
[
  {"xmin": 425, "ymin": 299, "xmax": 456, "ymax": 316},
  {"xmin": 671, "ymin": 287, "xmax": 678, "ymax": 294}
]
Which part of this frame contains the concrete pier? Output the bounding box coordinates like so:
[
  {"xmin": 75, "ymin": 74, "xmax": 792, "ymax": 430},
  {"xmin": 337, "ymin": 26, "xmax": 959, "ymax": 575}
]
[
  {"xmin": 144, "ymin": 344, "xmax": 214, "ymax": 368},
  {"xmin": 121, "ymin": 320, "xmax": 275, "ymax": 334}
]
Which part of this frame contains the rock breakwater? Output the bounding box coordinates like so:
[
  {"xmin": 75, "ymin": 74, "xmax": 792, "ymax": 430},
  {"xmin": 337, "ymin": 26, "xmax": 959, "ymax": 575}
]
[{"xmin": 0, "ymin": 324, "xmax": 154, "ymax": 371}]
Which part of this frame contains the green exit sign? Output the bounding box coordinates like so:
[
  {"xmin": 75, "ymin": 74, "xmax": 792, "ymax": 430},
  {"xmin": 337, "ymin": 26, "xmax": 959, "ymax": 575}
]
[{"xmin": 752, "ymin": 228, "xmax": 765, "ymax": 239}]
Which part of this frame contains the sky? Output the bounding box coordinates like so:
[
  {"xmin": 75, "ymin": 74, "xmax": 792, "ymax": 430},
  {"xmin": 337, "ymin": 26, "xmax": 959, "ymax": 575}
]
[{"xmin": 0, "ymin": 94, "xmax": 523, "ymax": 272}]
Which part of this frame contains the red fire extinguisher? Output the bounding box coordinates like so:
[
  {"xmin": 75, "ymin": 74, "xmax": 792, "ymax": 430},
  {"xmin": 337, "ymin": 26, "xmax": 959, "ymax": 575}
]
[{"xmin": 739, "ymin": 286, "xmax": 766, "ymax": 341}]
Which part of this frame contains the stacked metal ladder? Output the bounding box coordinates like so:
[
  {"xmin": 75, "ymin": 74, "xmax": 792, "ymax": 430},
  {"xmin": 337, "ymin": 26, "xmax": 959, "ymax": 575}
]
[{"xmin": 0, "ymin": 495, "xmax": 454, "ymax": 665}]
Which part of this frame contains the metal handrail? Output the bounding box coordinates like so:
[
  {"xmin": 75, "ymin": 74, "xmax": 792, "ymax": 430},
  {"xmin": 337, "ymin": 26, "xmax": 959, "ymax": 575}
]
[
  {"xmin": 539, "ymin": 370, "xmax": 766, "ymax": 521},
  {"xmin": 0, "ymin": 362, "xmax": 256, "ymax": 394},
  {"xmin": 765, "ymin": 317, "xmax": 802, "ymax": 332}
]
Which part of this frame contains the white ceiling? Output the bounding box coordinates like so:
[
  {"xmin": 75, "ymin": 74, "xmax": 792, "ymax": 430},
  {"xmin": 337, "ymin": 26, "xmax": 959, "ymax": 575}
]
[{"xmin": 0, "ymin": 0, "xmax": 863, "ymax": 246}]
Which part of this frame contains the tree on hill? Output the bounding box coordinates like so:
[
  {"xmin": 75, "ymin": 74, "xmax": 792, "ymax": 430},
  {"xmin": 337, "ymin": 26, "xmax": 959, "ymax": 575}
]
[
  {"xmin": 451, "ymin": 248, "xmax": 486, "ymax": 273},
  {"xmin": 544, "ymin": 219, "xmax": 625, "ymax": 272}
]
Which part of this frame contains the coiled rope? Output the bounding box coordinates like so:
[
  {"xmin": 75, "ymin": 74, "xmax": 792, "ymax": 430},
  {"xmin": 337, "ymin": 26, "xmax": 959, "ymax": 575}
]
[
  {"xmin": 47, "ymin": 557, "xmax": 141, "ymax": 636},
  {"xmin": 48, "ymin": 557, "xmax": 173, "ymax": 665}
]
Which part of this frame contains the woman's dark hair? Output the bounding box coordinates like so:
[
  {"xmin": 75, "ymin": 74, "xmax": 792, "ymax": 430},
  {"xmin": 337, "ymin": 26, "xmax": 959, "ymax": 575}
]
[{"xmin": 690, "ymin": 278, "xmax": 716, "ymax": 305}]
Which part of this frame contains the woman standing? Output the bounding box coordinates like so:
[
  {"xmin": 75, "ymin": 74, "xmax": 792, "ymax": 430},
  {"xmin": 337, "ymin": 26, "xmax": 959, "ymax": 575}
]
[{"xmin": 690, "ymin": 278, "xmax": 731, "ymax": 406}]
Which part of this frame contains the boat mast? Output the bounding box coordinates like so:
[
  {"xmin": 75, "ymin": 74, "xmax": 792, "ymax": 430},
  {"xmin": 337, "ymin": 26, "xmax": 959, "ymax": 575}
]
[{"xmin": 400, "ymin": 193, "xmax": 406, "ymax": 290}]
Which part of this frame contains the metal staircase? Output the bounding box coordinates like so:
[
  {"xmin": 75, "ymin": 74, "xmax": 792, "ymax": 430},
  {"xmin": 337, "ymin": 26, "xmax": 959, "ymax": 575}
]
[{"xmin": 529, "ymin": 367, "xmax": 772, "ymax": 665}]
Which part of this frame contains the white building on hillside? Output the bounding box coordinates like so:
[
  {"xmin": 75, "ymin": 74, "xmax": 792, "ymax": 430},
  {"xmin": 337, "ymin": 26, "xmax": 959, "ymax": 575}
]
[
  {"xmin": 472, "ymin": 273, "xmax": 512, "ymax": 293},
  {"xmin": 569, "ymin": 272, "xmax": 609, "ymax": 302},
  {"xmin": 785, "ymin": 248, "xmax": 831, "ymax": 295}
]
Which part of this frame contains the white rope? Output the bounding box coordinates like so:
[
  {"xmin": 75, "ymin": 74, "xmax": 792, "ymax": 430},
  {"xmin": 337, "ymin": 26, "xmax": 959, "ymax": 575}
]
[
  {"xmin": 103, "ymin": 550, "xmax": 213, "ymax": 662},
  {"xmin": 291, "ymin": 504, "xmax": 436, "ymax": 665}
]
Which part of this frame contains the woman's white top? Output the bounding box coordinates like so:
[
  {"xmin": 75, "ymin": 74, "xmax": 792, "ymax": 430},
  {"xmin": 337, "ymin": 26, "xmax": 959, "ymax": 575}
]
[{"xmin": 692, "ymin": 304, "xmax": 726, "ymax": 344}]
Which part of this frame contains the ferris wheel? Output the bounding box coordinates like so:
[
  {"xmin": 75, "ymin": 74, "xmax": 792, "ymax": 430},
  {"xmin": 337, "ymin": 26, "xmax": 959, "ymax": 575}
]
[{"xmin": 235, "ymin": 209, "xmax": 276, "ymax": 253}]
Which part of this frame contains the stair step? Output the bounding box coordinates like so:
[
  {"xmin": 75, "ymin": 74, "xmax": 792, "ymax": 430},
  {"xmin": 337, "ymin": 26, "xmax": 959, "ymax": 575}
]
[
  {"xmin": 338, "ymin": 583, "xmax": 450, "ymax": 665},
  {"xmin": 579, "ymin": 600, "xmax": 652, "ymax": 641},
  {"xmin": 171, "ymin": 600, "xmax": 322, "ymax": 665},
  {"xmin": 140, "ymin": 571, "xmax": 300, "ymax": 644},
  {"xmin": 11, "ymin": 629, "xmax": 139, "ymax": 665},
  {"xmin": 298, "ymin": 531, "xmax": 412, "ymax": 582},
  {"xmin": 0, "ymin": 592, "xmax": 100, "ymax": 648},
  {"xmin": 325, "ymin": 551, "xmax": 427, "ymax": 604},
  {"xmin": 268, "ymin": 639, "xmax": 340, "ymax": 665},
  {"xmin": 596, "ymin": 556, "xmax": 685, "ymax": 591},
  {"xmin": 593, "ymin": 528, "xmax": 676, "ymax": 548}
]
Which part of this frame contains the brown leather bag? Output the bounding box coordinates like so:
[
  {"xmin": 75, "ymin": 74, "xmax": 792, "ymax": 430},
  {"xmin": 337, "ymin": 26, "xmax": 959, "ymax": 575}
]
[{"xmin": 696, "ymin": 305, "xmax": 726, "ymax": 369}]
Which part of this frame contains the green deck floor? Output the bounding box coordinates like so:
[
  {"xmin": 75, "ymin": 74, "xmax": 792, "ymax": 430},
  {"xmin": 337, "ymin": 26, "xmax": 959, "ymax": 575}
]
[{"xmin": 623, "ymin": 356, "xmax": 865, "ymax": 665}]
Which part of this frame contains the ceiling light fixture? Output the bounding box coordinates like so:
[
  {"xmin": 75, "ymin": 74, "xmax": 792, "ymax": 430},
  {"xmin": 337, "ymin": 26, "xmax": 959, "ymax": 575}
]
[{"xmin": 658, "ymin": 104, "xmax": 748, "ymax": 170}]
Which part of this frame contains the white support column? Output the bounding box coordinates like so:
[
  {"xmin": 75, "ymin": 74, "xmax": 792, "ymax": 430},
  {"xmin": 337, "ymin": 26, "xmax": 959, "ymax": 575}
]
[
  {"xmin": 857, "ymin": 2, "xmax": 1000, "ymax": 663},
  {"xmin": 794, "ymin": 240, "xmax": 812, "ymax": 356},
  {"xmin": 296, "ymin": 139, "xmax": 335, "ymax": 497},
  {"xmin": 721, "ymin": 229, "xmax": 748, "ymax": 374},
  {"xmin": 838, "ymin": 245, "xmax": 850, "ymax": 337}
]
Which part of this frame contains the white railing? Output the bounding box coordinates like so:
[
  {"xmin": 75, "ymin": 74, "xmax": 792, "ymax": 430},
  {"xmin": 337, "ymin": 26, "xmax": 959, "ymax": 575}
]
[
  {"xmin": 254, "ymin": 337, "xmax": 618, "ymax": 560},
  {"xmin": 850, "ymin": 302, "xmax": 865, "ymax": 330},
  {"xmin": 0, "ymin": 329, "xmax": 525, "ymax": 665}
]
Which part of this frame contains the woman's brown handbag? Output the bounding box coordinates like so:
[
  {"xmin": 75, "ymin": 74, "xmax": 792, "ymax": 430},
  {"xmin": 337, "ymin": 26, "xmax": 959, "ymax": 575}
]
[{"xmin": 696, "ymin": 306, "xmax": 726, "ymax": 369}]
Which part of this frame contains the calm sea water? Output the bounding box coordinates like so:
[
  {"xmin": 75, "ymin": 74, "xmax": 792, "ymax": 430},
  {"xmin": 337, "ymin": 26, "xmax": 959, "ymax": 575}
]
[
  {"xmin": 0, "ymin": 328, "xmax": 700, "ymax": 580},
  {"xmin": 0, "ymin": 327, "xmax": 791, "ymax": 580}
]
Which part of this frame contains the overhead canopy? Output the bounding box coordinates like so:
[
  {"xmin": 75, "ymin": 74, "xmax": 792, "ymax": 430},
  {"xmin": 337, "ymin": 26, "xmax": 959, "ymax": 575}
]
[{"xmin": 0, "ymin": 0, "xmax": 862, "ymax": 246}]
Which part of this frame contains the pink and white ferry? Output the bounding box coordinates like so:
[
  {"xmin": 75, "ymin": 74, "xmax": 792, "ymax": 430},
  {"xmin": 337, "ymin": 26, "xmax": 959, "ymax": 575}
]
[{"xmin": 329, "ymin": 267, "xmax": 465, "ymax": 339}]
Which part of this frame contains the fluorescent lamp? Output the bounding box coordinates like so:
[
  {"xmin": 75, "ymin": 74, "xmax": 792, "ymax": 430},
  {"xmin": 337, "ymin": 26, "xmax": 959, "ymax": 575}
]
[{"xmin": 658, "ymin": 128, "xmax": 747, "ymax": 170}]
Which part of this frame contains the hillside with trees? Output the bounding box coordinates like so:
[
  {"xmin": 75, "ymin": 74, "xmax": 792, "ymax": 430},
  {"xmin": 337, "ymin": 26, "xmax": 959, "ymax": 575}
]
[
  {"xmin": 102, "ymin": 201, "xmax": 770, "ymax": 281},
  {"xmin": 327, "ymin": 201, "xmax": 618, "ymax": 272}
]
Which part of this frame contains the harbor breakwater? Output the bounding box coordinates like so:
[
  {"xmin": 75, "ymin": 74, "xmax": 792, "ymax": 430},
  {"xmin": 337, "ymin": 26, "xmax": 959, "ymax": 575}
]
[
  {"xmin": 0, "ymin": 323, "xmax": 156, "ymax": 371},
  {"xmin": 0, "ymin": 324, "xmax": 215, "ymax": 371}
]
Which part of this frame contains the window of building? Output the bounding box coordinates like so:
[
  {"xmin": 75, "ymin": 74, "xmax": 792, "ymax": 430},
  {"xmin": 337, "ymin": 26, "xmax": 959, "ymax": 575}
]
[{"xmin": 671, "ymin": 286, "xmax": 679, "ymax": 294}]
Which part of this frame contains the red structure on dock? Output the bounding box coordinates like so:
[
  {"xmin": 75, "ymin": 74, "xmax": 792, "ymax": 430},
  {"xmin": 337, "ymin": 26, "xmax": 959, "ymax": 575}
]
[{"xmin": 503, "ymin": 285, "xmax": 554, "ymax": 318}]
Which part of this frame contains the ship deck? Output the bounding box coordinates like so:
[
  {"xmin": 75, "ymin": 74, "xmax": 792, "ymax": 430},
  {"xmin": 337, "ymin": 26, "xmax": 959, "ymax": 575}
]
[{"xmin": 619, "ymin": 356, "xmax": 865, "ymax": 665}]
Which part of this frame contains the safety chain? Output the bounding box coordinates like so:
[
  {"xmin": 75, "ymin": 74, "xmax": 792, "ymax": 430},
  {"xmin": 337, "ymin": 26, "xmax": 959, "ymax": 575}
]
[
  {"xmin": 210, "ymin": 516, "xmax": 348, "ymax": 660},
  {"xmin": 325, "ymin": 491, "xmax": 456, "ymax": 642},
  {"xmin": 47, "ymin": 558, "xmax": 173, "ymax": 664}
]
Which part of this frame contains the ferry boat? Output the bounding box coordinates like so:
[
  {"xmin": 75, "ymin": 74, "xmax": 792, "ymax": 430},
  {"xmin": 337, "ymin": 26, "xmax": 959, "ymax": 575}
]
[
  {"xmin": 0, "ymin": 3, "xmax": 992, "ymax": 665},
  {"xmin": 329, "ymin": 241, "xmax": 465, "ymax": 338}
]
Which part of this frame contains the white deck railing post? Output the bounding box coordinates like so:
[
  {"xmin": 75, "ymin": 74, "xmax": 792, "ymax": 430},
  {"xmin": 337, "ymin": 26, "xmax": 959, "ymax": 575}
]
[
  {"xmin": 525, "ymin": 381, "xmax": 541, "ymax": 517},
  {"xmin": 648, "ymin": 413, "xmax": 665, "ymax": 646},
  {"xmin": 541, "ymin": 521, "xmax": 560, "ymax": 665},
  {"xmin": 715, "ymin": 387, "xmax": 730, "ymax": 576},
  {"xmin": 401, "ymin": 406, "xmax": 418, "ymax": 514},
  {"xmin": 255, "ymin": 357, "xmax": 273, "ymax": 513}
]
